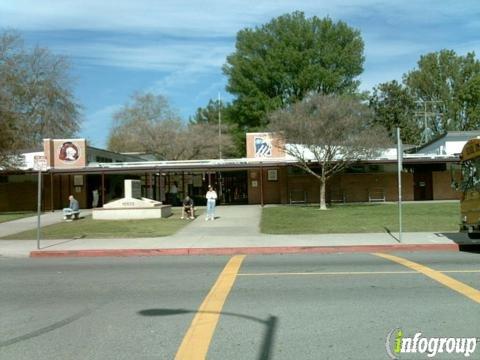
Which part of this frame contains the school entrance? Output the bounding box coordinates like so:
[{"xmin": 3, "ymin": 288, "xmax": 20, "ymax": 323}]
[
  {"xmin": 163, "ymin": 170, "xmax": 248, "ymax": 206},
  {"xmin": 218, "ymin": 171, "xmax": 248, "ymax": 204}
]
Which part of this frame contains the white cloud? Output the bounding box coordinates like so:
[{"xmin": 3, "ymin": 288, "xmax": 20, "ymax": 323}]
[
  {"xmin": 57, "ymin": 41, "xmax": 233, "ymax": 71},
  {"xmin": 3, "ymin": 0, "xmax": 475, "ymax": 35},
  {"xmin": 80, "ymin": 104, "xmax": 122, "ymax": 147},
  {"xmin": 3, "ymin": 0, "xmax": 478, "ymax": 73},
  {"xmin": 3, "ymin": 0, "xmax": 480, "ymax": 99}
]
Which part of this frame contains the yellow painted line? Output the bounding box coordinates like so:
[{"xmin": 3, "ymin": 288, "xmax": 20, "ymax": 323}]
[
  {"xmin": 239, "ymin": 271, "xmax": 416, "ymax": 276},
  {"xmin": 238, "ymin": 269, "xmax": 480, "ymax": 277},
  {"xmin": 373, "ymin": 253, "xmax": 480, "ymax": 304},
  {"xmin": 175, "ymin": 255, "xmax": 246, "ymax": 360}
]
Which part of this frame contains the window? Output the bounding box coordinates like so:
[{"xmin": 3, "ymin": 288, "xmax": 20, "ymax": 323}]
[{"xmin": 96, "ymin": 156, "xmax": 113, "ymax": 163}]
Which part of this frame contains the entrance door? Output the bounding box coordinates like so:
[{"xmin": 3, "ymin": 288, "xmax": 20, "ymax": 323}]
[
  {"xmin": 413, "ymin": 171, "xmax": 433, "ymax": 200},
  {"xmin": 220, "ymin": 171, "xmax": 248, "ymax": 204}
]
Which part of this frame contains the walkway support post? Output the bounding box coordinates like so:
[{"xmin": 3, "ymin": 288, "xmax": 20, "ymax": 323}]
[
  {"xmin": 260, "ymin": 164, "xmax": 264, "ymax": 207},
  {"xmin": 50, "ymin": 172, "xmax": 54, "ymax": 212},
  {"xmin": 36, "ymin": 169, "xmax": 42, "ymax": 250},
  {"xmin": 101, "ymin": 172, "xmax": 105, "ymax": 206}
]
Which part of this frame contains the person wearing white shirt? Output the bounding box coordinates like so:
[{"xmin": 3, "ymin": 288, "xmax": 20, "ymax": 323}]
[{"xmin": 205, "ymin": 185, "xmax": 218, "ymax": 221}]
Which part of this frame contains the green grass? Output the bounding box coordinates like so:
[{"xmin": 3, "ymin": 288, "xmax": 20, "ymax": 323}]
[
  {"xmin": 4, "ymin": 208, "xmax": 203, "ymax": 240},
  {"xmin": 0, "ymin": 212, "xmax": 35, "ymax": 224},
  {"xmin": 261, "ymin": 203, "xmax": 460, "ymax": 234}
]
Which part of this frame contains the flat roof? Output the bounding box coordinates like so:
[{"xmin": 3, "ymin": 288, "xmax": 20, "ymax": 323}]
[
  {"xmin": 40, "ymin": 155, "xmax": 459, "ymax": 174},
  {"xmin": 1, "ymin": 152, "xmax": 460, "ymax": 175}
]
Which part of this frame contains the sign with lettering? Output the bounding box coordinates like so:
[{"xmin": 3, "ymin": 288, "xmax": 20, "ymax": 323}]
[{"xmin": 33, "ymin": 155, "xmax": 47, "ymax": 171}]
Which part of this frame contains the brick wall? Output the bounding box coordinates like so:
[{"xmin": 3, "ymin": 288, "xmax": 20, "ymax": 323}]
[
  {"xmin": 0, "ymin": 175, "xmax": 37, "ymax": 211},
  {"xmin": 247, "ymin": 168, "xmax": 415, "ymax": 204},
  {"xmin": 248, "ymin": 167, "xmax": 288, "ymax": 204},
  {"xmin": 432, "ymin": 171, "xmax": 461, "ymax": 200},
  {"xmin": 0, "ymin": 174, "xmax": 88, "ymax": 212}
]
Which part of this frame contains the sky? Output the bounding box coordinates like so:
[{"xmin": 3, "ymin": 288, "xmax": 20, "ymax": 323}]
[{"xmin": 1, "ymin": 0, "xmax": 480, "ymax": 148}]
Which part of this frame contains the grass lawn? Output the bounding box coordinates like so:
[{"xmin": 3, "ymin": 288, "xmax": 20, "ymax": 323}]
[
  {"xmin": 3, "ymin": 208, "xmax": 203, "ymax": 240},
  {"xmin": 261, "ymin": 203, "xmax": 460, "ymax": 234},
  {"xmin": 0, "ymin": 212, "xmax": 35, "ymax": 224}
]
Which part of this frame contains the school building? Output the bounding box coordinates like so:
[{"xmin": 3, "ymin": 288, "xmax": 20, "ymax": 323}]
[{"xmin": 0, "ymin": 131, "xmax": 475, "ymax": 212}]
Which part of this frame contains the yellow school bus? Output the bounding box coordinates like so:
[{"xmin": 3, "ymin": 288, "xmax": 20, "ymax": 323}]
[{"xmin": 458, "ymin": 138, "xmax": 480, "ymax": 239}]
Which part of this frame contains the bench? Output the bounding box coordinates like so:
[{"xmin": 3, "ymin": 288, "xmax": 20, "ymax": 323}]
[
  {"xmin": 330, "ymin": 189, "xmax": 346, "ymax": 203},
  {"xmin": 368, "ymin": 187, "xmax": 386, "ymax": 202},
  {"xmin": 290, "ymin": 190, "xmax": 307, "ymax": 204},
  {"xmin": 63, "ymin": 209, "xmax": 80, "ymax": 220}
]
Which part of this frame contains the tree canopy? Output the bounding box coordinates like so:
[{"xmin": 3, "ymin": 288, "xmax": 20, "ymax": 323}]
[
  {"xmin": 223, "ymin": 11, "xmax": 365, "ymax": 131},
  {"xmin": 0, "ymin": 31, "xmax": 80, "ymax": 167},
  {"xmin": 369, "ymin": 80, "xmax": 418, "ymax": 144},
  {"xmin": 269, "ymin": 94, "xmax": 390, "ymax": 209},
  {"xmin": 190, "ymin": 99, "xmax": 230, "ymax": 125},
  {"xmin": 370, "ymin": 50, "xmax": 480, "ymax": 144},
  {"xmin": 108, "ymin": 92, "xmax": 235, "ymax": 160}
]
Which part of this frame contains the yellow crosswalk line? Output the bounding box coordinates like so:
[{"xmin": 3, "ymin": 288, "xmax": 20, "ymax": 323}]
[
  {"xmin": 373, "ymin": 252, "xmax": 480, "ymax": 304},
  {"xmin": 175, "ymin": 255, "xmax": 246, "ymax": 359}
]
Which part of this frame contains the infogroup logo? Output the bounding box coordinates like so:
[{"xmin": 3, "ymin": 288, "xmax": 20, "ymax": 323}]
[{"xmin": 386, "ymin": 328, "xmax": 478, "ymax": 359}]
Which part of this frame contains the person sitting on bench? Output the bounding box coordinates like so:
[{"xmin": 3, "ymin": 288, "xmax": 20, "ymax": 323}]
[
  {"xmin": 63, "ymin": 195, "xmax": 80, "ymax": 220},
  {"xmin": 181, "ymin": 196, "xmax": 195, "ymax": 219}
]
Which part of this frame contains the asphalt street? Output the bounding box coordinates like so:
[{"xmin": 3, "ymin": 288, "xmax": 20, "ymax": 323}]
[{"xmin": 1, "ymin": 251, "xmax": 479, "ymax": 359}]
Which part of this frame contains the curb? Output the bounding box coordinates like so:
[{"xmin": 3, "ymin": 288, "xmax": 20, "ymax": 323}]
[{"xmin": 30, "ymin": 243, "xmax": 462, "ymax": 258}]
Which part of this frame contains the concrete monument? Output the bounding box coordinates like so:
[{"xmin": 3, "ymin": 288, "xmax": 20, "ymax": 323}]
[{"xmin": 92, "ymin": 179, "xmax": 171, "ymax": 220}]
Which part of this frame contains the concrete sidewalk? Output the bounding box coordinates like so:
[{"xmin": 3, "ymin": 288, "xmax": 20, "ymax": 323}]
[
  {"xmin": 0, "ymin": 205, "xmax": 477, "ymax": 258},
  {"xmin": 0, "ymin": 209, "xmax": 92, "ymax": 238},
  {"xmin": 173, "ymin": 204, "xmax": 262, "ymax": 238}
]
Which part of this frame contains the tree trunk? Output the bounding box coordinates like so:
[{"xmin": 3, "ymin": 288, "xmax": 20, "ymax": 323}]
[{"xmin": 319, "ymin": 178, "xmax": 327, "ymax": 210}]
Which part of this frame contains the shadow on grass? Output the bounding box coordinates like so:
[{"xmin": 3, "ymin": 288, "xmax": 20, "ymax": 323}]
[{"xmin": 138, "ymin": 308, "xmax": 277, "ymax": 360}]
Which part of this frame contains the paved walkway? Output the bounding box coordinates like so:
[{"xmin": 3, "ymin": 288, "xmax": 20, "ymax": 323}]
[
  {"xmin": 173, "ymin": 205, "xmax": 262, "ymax": 238},
  {"xmin": 0, "ymin": 210, "xmax": 92, "ymax": 238},
  {"xmin": 0, "ymin": 205, "xmax": 475, "ymax": 258}
]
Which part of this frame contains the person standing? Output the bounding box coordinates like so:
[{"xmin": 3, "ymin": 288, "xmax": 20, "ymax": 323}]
[
  {"xmin": 92, "ymin": 189, "xmax": 99, "ymax": 208},
  {"xmin": 205, "ymin": 185, "xmax": 217, "ymax": 221},
  {"xmin": 169, "ymin": 181, "xmax": 178, "ymax": 205}
]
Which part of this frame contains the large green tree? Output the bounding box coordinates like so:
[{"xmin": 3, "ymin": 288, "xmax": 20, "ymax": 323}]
[
  {"xmin": 0, "ymin": 30, "xmax": 80, "ymax": 158},
  {"xmin": 190, "ymin": 99, "xmax": 245, "ymax": 157},
  {"xmin": 190, "ymin": 99, "xmax": 231, "ymax": 124},
  {"xmin": 371, "ymin": 50, "xmax": 480, "ymax": 145},
  {"xmin": 405, "ymin": 50, "xmax": 480, "ymax": 134},
  {"xmin": 369, "ymin": 81, "xmax": 418, "ymax": 144},
  {"xmin": 223, "ymin": 11, "xmax": 365, "ymax": 131}
]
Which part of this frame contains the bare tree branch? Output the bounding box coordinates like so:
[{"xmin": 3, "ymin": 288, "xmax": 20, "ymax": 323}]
[{"xmin": 269, "ymin": 94, "xmax": 391, "ymax": 209}]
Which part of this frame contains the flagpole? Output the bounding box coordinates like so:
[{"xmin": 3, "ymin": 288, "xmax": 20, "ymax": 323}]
[{"xmin": 218, "ymin": 92, "xmax": 222, "ymax": 159}]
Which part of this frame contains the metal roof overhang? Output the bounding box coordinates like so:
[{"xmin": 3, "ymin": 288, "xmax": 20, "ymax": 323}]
[
  {"xmin": 48, "ymin": 159, "xmax": 295, "ymax": 174},
  {"xmin": 1, "ymin": 155, "xmax": 460, "ymax": 175}
]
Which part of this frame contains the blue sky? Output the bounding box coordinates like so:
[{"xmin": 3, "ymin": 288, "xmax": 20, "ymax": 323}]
[{"xmin": 1, "ymin": 0, "xmax": 479, "ymax": 147}]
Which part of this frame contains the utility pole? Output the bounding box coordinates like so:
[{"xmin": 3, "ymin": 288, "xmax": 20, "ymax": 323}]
[
  {"xmin": 415, "ymin": 100, "xmax": 443, "ymax": 144},
  {"xmin": 397, "ymin": 127, "xmax": 403, "ymax": 243},
  {"xmin": 33, "ymin": 155, "xmax": 47, "ymax": 249}
]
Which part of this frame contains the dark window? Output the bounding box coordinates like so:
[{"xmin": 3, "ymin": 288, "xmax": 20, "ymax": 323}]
[{"xmin": 96, "ymin": 156, "xmax": 113, "ymax": 163}]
